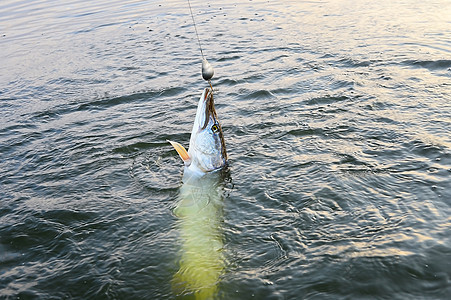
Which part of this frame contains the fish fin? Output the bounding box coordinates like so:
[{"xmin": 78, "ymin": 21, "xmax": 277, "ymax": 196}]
[{"xmin": 167, "ymin": 140, "xmax": 190, "ymax": 162}]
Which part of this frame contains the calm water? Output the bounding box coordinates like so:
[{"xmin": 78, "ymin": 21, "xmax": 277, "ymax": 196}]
[{"xmin": 1, "ymin": 0, "xmax": 450, "ymax": 299}]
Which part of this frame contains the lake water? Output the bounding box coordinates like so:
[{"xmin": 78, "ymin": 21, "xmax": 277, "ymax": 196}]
[{"xmin": 1, "ymin": 0, "xmax": 450, "ymax": 299}]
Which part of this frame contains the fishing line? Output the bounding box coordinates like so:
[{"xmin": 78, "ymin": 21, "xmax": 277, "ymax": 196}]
[
  {"xmin": 187, "ymin": 0, "xmax": 204, "ymax": 59},
  {"xmin": 186, "ymin": 0, "xmax": 215, "ymax": 86}
]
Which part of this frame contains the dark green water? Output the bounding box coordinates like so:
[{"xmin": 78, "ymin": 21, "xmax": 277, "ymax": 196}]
[{"xmin": 1, "ymin": 0, "xmax": 450, "ymax": 299}]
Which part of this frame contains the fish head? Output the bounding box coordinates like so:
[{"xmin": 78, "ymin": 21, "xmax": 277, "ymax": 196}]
[{"xmin": 187, "ymin": 88, "xmax": 227, "ymax": 173}]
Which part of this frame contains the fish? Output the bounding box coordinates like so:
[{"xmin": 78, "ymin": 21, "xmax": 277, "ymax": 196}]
[
  {"xmin": 168, "ymin": 87, "xmax": 228, "ymax": 299},
  {"xmin": 168, "ymin": 87, "xmax": 227, "ymax": 175}
]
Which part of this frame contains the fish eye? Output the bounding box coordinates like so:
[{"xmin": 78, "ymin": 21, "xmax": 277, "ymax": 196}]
[{"xmin": 211, "ymin": 124, "xmax": 219, "ymax": 133}]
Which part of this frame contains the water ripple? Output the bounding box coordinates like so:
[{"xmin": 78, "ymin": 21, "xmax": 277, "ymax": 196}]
[{"xmin": 1, "ymin": 0, "xmax": 450, "ymax": 299}]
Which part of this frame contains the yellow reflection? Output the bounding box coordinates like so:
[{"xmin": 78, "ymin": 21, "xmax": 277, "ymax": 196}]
[{"xmin": 172, "ymin": 171, "xmax": 226, "ymax": 299}]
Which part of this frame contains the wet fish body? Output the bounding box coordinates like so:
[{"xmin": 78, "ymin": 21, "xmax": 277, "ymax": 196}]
[{"xmin": 168, "ymin": 87, "xmax": 228, "ymax": 299}]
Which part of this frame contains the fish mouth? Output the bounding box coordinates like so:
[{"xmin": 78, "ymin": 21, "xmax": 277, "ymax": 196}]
[
  {"xmin": 201, "ymin": 88, "xmax": 216, "ymax": 130},
  {"xmin": 201, "ymin": 88, "xmax": 228, "ymax": 161}
]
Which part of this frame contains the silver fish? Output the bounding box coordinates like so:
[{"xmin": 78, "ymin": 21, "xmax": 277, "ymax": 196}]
[
  {"xmin": 168, "ymin": 87, "xmax": 227, "ymax": 299},
  {"xmin": 168, "ymin": 87, "xmax": 227, "ymax": 174}
]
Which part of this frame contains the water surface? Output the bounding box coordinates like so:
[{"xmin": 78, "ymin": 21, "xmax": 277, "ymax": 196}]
[{"xmin": 1, "ymin": 0, "xmax": 450, "ymax": 299}]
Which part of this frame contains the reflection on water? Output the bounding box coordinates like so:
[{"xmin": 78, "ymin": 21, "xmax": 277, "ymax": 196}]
[
  {"xmin": 172, "ymin": 170, "xmax": 228, "ymax": 299},
  {"xmin": 0, "ymin": 0, "xmax": 450, "ymax": 299}
]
